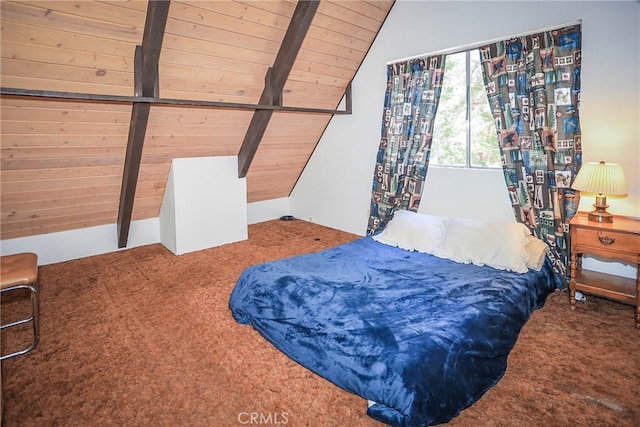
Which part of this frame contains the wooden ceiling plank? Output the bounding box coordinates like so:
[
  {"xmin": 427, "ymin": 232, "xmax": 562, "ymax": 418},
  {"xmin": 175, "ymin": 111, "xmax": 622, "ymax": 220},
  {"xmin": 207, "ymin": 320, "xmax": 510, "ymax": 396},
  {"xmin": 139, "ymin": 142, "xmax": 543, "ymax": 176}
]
[
  {"xmin": 237, "ymin": 0, "xmax": 320, "ymax": 178},
  {"xmin": 1, "ymin": 58, "xmax": 134, "ymax": 88},
  {"xmin": 2, "ymin": 20, "xmax": 136, "ymax": 57},
  {"xmin": 20, "ymin": 1, "xmax": 146, "ymax": 28},
  {"xmin": 0, "ymin": 1, "xmax": 141, "ymax": 41},
  {"xmin": 117, "ymin": 0, "xmax": 170, "ymax": 248},
  {"xmin": 169, "ymin": 1, "xmax": 287, "ymax": 42},
  {"xmin": 334, "ymin": 1, "xmax": 392, "ymax": 21}
]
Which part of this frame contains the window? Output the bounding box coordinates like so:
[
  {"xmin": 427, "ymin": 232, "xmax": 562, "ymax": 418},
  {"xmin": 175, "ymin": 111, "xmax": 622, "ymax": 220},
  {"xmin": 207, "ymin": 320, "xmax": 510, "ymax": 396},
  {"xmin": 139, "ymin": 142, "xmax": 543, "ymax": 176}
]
[{"xmin": 431, "ymin": 50, "xmax": 501, "ymax": 168}]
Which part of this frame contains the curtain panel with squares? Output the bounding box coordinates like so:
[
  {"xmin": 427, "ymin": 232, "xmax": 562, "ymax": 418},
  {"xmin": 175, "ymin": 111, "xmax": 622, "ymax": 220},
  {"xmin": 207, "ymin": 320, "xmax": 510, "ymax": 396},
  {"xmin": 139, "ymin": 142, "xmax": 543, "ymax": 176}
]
[
  {"xmin": 367, "ymin": 56, "xmax": 446, "ymax": 235},
  {"xmin": 479, "ymin": 24, "xmax": 583, "ymax": 281}
]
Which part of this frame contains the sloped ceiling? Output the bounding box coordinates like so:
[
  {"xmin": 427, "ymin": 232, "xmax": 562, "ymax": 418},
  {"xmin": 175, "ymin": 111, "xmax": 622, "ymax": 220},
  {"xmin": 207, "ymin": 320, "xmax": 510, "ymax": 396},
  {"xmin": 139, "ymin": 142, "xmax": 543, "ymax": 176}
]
[{"xmin": 0, "ymin": 0, "xmax": 394, "ymax": 244}]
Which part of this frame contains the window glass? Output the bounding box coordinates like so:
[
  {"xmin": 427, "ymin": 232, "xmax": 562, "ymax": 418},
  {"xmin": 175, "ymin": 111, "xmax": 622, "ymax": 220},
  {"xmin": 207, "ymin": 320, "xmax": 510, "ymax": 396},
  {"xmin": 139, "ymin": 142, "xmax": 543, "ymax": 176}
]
[{"xmin": 432, "ymin": 50, "xmax": 501, "ymax": 168}]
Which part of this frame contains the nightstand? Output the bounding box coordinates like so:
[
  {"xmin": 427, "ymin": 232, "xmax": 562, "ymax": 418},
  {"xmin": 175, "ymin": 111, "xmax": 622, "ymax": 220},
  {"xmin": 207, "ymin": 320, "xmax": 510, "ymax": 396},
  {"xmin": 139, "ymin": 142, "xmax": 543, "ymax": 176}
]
[{"xmin": 569, "ymin": 212, "xmax": 640, "ymax": 328}]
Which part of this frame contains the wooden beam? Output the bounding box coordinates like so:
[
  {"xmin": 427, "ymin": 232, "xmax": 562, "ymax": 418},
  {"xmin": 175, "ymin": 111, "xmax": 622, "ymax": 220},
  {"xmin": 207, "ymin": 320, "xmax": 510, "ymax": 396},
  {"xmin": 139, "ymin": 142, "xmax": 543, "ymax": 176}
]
[
  {"xmin": 140, "ymin": 0, "xmax": 167, "ymax": 98},
  {"xmin": 117, "ymin": 102, "xmax": 151, "ymax": 247},
  {"xmin": 237, "ymin": 0, "xmax": 320, "ymax": 178},
  {"xmin": 263, "ymin": 67, "xmax": 280, "ymax": 107},
  {"xmin": 0, "ymin": 87, "xmax": 351, "ymax": 115},
  {"xmin": 117, "ymin": 0, "xmax": 170, "ymax": 248},
  {"xmin": 344, "ymin": 81, "xmax": 353, "ymax": 114}
]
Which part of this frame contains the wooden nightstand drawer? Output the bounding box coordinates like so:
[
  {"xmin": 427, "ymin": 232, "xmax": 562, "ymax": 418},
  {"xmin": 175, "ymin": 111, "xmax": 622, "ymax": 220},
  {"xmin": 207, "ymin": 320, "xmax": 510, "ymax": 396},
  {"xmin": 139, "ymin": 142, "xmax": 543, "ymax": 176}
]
[{"xmin": 573, "ymin": 227, "xmax": 639, "ymax": 257}]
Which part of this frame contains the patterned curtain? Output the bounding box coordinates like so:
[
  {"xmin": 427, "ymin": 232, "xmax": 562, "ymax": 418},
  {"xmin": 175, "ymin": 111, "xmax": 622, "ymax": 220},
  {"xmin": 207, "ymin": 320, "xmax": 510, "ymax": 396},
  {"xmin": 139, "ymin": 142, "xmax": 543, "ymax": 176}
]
[
  {"xmin": 478, "ymin": 24, "xmax": 582, "ymax": 281},
  {"xmin": 367, "ymin": 55, "xmax": 446, "ymax": 235}
]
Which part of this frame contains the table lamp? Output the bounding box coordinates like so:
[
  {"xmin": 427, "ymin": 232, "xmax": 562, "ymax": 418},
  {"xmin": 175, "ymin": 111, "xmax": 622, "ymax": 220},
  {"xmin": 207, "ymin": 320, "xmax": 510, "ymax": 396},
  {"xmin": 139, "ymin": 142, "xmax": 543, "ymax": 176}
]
[{"xmin": 571, "ymin": 161, "xmax": 627, "ymax": 223}]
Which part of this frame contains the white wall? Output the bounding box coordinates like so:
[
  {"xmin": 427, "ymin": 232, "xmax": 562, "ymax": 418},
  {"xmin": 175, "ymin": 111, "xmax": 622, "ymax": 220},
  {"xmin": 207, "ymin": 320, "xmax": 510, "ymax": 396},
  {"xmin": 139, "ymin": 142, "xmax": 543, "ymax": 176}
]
[
  {"xmin": 292, "ymin": 1, "xmax": 639, "ymax": 233},
  {"xmin": 0, "ymin": 218, "xmax": 160, "ymax": 266},
  {"xmin": 159, "ymin": 156, "xmax": 248, "ymax": 255},
  {"xmin": 291, "ymin": 1, "xmax": 639, "ymax": 277},
  {"xmin": 0, "ymin": 197, "xmax": 289, "ymax": 265}
]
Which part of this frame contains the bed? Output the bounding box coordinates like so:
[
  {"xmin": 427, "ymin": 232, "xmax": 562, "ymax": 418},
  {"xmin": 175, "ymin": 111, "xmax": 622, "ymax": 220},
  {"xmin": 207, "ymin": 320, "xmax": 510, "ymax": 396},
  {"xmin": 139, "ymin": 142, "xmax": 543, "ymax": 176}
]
[{"xmin": 229, "ymin": 211, "xmax": 562, "ymax": 426}]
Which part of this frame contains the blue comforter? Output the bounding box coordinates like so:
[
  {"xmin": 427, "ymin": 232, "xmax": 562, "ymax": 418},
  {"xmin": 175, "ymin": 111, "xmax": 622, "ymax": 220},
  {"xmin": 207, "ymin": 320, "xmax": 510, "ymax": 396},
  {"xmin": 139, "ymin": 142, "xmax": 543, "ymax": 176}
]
[{"xmin": 229, "ymin": 236, "xmax": 559, "ymax": 426}]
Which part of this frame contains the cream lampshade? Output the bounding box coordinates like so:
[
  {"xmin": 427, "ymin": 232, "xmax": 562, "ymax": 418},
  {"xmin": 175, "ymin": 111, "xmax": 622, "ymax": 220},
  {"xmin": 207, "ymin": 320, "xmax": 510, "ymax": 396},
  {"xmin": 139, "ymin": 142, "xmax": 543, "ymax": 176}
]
[{"xmin": 571, "ymin": 161, "xmax": 628, "ymax": 223}]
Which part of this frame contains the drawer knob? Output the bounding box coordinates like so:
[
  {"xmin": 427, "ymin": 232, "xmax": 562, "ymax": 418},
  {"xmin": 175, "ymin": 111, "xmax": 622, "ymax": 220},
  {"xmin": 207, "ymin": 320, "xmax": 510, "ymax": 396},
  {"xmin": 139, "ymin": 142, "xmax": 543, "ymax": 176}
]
[{"xmin": 598, "ymin": 234, "xmax": 616, "ymax": 246}]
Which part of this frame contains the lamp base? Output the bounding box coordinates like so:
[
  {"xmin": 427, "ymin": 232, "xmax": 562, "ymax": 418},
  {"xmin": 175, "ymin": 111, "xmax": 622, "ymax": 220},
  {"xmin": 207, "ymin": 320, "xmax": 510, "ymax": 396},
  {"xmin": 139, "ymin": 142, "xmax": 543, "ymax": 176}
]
[
  {"xmin": 588, "ymin": 202, "xmax": 614, "ymax": 223},
  {"xmin": 587, "ymin": 211, "xmax": 614, "ymax": 223}
]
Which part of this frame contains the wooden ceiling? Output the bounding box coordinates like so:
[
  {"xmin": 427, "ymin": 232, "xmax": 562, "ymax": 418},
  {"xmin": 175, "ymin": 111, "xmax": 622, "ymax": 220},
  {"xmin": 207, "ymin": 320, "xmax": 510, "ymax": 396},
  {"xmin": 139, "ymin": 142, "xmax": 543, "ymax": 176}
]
[{"xmin": 0, "ymin": 0, "xmax": 393, "ymax": 244}]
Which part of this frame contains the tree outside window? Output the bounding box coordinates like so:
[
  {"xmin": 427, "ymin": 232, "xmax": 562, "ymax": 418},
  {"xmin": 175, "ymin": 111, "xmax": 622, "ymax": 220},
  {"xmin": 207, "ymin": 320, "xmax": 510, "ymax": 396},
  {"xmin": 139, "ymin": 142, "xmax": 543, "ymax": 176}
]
[{"xmin": 431, "ymin": 50, "xmax": 501, "ymax": 168}]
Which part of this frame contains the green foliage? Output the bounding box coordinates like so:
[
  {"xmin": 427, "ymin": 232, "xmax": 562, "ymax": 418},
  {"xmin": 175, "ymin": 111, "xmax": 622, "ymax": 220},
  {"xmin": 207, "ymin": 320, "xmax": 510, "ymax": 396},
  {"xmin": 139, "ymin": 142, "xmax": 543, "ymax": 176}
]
[{"xmin": 432, "ymin": 50, "xmax": 501, "ymax": 168}]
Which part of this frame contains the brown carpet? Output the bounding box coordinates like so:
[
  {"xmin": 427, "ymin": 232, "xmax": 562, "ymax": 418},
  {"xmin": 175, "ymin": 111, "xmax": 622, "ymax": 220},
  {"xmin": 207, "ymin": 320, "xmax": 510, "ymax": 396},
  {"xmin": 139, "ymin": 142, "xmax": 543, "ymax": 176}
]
[{"xmin": 1, "ymin": 219, "xmax": 639, "ymax": 426}]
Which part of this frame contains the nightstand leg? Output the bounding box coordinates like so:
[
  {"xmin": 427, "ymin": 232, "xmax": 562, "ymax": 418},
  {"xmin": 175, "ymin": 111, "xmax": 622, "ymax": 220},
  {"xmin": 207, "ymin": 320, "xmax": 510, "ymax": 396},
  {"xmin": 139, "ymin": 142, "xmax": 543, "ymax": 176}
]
[
  {"xmin": 570, "ymin": 252, "xmax": 578, "ymax": 311},
  {"xmin": 636, "ymin": 257, "xmax": 640, "ymax": 329}
]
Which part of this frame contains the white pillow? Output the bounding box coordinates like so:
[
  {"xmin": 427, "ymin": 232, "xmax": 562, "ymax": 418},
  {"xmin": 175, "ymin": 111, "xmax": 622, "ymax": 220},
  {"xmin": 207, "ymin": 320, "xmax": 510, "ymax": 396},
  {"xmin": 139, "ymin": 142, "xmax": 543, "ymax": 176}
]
[
  {"xmin": 434, "ymin": 217, "xmax": 531, "ymax": 273},
  {"xmin": 524, "ymin": 235, "xmax": 549, "ymax": 271},
  {"xmin": 372, "ymin": 210, "xmax": 450, "ymax": 254}
]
